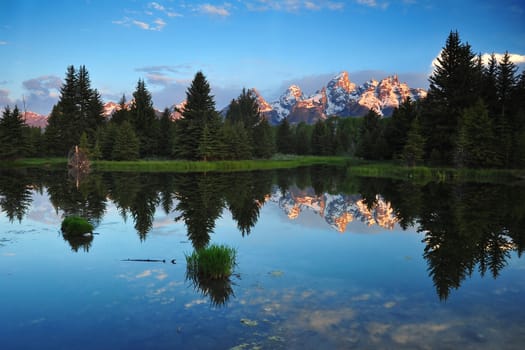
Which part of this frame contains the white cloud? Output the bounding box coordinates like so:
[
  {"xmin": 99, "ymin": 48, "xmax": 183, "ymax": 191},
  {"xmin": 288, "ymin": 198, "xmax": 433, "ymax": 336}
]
[
  {"xmin": 0, "ymin": 88, "xmax": 11, "ymax": 106},
  {"xmin": 357, "ymin": 0, "xmax": 377, "ymax": 6},
  {"xmin": 245, "ymin": 0, "xmax": 344, "ymax": 12},
  {"xmin": 305, "ymin": 1, "xmax": 320, "ymax": 10},
  {"xmin": 0, "ymin": 41, "xmax": 7, "ymax": 45},
  {"xmin": 153, "ymin": 18, "xmax": 166, "ymax": 31},
  {"xmin": 327, "ymin": 2, "xmax": 345, "ymax": 10},
  {"xmin": 132, "ymin": 20, "xmax": 150, "ymax": 30},
  {"xmin": 146, "ymin": 73, "xmax": 175, "ymax": 86},
  {"xmin": 356, "ymin": 0, "xmax": 389, "ymax": 9},
  {"xmin": 149, "ymin": 2, "xmax": 165, "ymax": 12},
  {"xmin": 0, "ymin": 75, "xmax": 63, "ymax": 115},
  {"xmin": 480, "ymin": 52, "xmax": 525, "ymax": 65},
  {"xmin": 199, "ymin": 4, "xmax": 230, "ymax": 16},
  {"xmin": 431, "ymin": 50, "xmax": 525, "ymax": 69}
]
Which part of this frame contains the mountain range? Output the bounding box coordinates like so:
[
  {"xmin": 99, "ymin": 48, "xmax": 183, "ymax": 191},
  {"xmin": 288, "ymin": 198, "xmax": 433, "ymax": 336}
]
[
  {"xmin": 21, "ymin": 71, "xmax": 426, "ymax": 128},
  {"xmin": 251, "ymin": 71, "xmax": 427, "ymax": 125}
]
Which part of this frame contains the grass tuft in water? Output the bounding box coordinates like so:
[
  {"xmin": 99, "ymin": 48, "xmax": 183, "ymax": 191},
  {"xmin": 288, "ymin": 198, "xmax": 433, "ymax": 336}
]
[
  {"xmin": 61, "ymin": 216, "xmax": 94, "ymax": 236},
  {"xmin": 185, "ymin": 244, "xmax": 237, "ymax": 280}
]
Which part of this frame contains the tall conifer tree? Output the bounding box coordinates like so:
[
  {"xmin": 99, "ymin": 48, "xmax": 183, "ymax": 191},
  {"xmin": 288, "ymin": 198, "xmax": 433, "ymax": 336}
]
[
  {"xmin": 130, "ymin": 79, "xmax": 158, "ymax": 157},
  {"xmin": 422, "ymin": 31, "xmax": 478, "ymax": 164},
  {"xmin": 0, "ymin": 106, "xmax": 28, "ymax": 159},
  {"xmin": 174, "ymin": 71, "xmax": 220, "ymax": 160}
]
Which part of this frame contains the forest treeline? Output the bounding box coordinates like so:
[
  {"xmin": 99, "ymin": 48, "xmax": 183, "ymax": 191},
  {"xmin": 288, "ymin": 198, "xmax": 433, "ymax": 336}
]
[{"xmin": 1, "ymin": 31, "xmax": 524, "ymax": 168}]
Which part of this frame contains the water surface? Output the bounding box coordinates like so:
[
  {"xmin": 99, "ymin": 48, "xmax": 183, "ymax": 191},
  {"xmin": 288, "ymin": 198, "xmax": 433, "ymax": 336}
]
[{"xmin": 1, "ymin": 167, "xmax": 524, "ymax": 349}]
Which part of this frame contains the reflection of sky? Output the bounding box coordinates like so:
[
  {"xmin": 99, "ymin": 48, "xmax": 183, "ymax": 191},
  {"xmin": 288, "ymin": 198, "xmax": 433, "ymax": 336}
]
[{"xmin": 1, "ymin": 188, "xmax": 524, "ymax": 349}]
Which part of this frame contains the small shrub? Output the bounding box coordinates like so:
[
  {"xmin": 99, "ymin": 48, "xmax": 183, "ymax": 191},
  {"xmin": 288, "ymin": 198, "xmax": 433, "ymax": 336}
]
[
  {"xmin": 61, "ymin": 216, "xmax": 94, "ymax": 236},
  {"xmin": 186, "ymin": 244, "xmax": 237, "ymax": 280}
]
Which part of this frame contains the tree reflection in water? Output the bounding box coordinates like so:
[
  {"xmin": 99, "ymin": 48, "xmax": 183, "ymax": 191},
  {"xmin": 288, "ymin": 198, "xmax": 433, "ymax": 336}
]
[{"xmin": 0, "ymin": 167, "xmax": 524, "ymax": 301}]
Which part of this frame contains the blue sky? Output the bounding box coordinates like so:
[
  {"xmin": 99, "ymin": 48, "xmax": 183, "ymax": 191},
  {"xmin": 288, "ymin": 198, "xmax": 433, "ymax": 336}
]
[{"xmin": 1, "ymin": 0, "xmax": 524, "ymax": 114}]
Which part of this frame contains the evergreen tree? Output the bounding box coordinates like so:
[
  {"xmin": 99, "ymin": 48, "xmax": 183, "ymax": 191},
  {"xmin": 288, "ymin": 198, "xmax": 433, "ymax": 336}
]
[
  {"xmin": 252, "ymin": 118, "xmax": 275, "ymax": 159},
  {"xmin": 0, "ymin": 106, "xmax": 29, "ymax": 159},
  {"xmin": 335, "ymin": 117, "xmax": 361, "ymax": 156},
  {"xmin": 294, "ymin": 122, "xmax": 311, "ymax": 155},
  {"xmin": 456, "ymin": 100, "xmax": 497, "ymax": 168},
  {"xmin": 78, "ymin": 132, "xmax": 90, "ymax": 155},
  {"xmin": 356, "ymin": 110, "xmax": 387, "ymax": 160},
  {"xmin": 402, "ymin": 117, "xmax": 425, "ymax": 166},
  {"xmin": 86, "ymin": 88, "xmax": 105, "ymax": 139},
  {"xmin": 311, "ymin": 119, "xmax": 332, "ymax": 156},
  {"xmin": 112, "ymin": 94, "xmax": 130, "ymax": 125},
  {"xmin": 99, "ymin": 123, "xmax": 117, "ymax": 160},
  {"xmin": 219, "ymin": 121, "xmax": 252, "ymax": 160},
  {"xmin": 112, "ymin": 121, "xmax": 139, "ymax": 160},
  {"xmin": 158, "ymin": 108, "xmax": 175, "ymax": 158},
  {"xmin": 130, "ymin": 79, "xmax": 158, "ymax": 157},
  {"xmin": 496, "ymin": 51, "xmax": 518, "ymax": 118},
  {"xmin": 385, "ymin": 97, "xmax": 417, "ymax": 159},
  {"xmin": 225, "ymin": 88, "xmax": 261, "ymax": 130},
  {"xmin": 199, "ymin": 123, "xmax": 222, "ymax": 161},
  {"xmin": 422, "ymin": 31, "xmax": 478, "ymax": 164},
  {"xmin": 225, "ymin": 88, "xmax": 263, "ymax": 158},
  {"xmin": 24, "ymin": 126, "xmax": 44, "ymax": 157},
  {"xmin": 276, "ymin": 118, "xmax": 294, "ymax": 154},
  {"xmin": 482, "ymin": 53, "xmax": 499, "ymax": 116},
  {"xmin": 174, "ymin": 71, "xmax": 218, "ymax": 160},
  {"xmin": 44, "ymin": 65, "xmax": 104, "ymax": 155}
]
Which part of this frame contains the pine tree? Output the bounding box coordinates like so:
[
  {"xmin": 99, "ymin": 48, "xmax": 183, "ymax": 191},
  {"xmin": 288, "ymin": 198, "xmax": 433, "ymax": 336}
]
[
  {"xmin": 402, "ymin": 117, "xmax": 425, "ymax": 167},
  {"xmin": 219, "ymin": 121, "xmax": 252, "ymax": 160},
  {"xmin": 253, "ymin": 118, "xmax": 275, "ymax": 159},
  {"xmin": 130, "ymin": 79, "xmax": 158, "ymax": 157},
  {"xmin": 311, "ymin": 120, "xmax": 332, "ymax": 156},
  {"xmin": 422, "ymin": 31, "xmax": 478, "ymax": 164},
  {"xmin": 44, "ymin": 65, "xmax": 104, "ymax": 155},
  {"xmin": 496, "ymin": 51, "xmax": 518, "ymax": 118},
  {"xmin": 356, "ymin": 110, "xmax": 386, "ymax": 160},
  {"xmin": 294, "ymin": 122, "xmax": 311, "ymax": 155},
  {"xmin": 79, "ymin": 132, "xmax": 90, "ymax": 155},
  {"xmin": 112, "ymin": 94, "xmax": 130, "ymax": 125},
  {"xmin": 99, "ymin": 123, "xmax": 117, "ymax": 160},
  {"xmin": 226, "ymin": 88, "xmax": 261, "ymax": 130},
  {"xmin": 225, "ymin": 88, "xmax": 263, "ymax": 157},
  {"xmin": 174, "ymin": 71, "xmax": 218, "ymax": 160},
  {"xmin": 86, "ymin": 88, "xmax": 105, "ymax": 139},
  {"xmin": 456, "ymin": 100, "xmax": 497, "ymax": 168},
  {"xmin": 495, "ymin": 52, "xmax": 518, "ymax": 167},
  {"xmin": 276, "ymin": 118, "xmax": 294, "ymax": 154},
  {"xmin": 199, "ymin": 123, "xmax": 221, "ymax": 161},
  {"xmin": 482, "ymin": 53, "xmax": 499, "ymax": 116},
  {"xmin": 112, "ymin": 121, "xmax": 139, "ymax": 160},
  {"xmin": 158, "ymin": 108, "xmax": 175, "ymax": 158},
  {"xmin": 0, "ymin": 106, "xmax": 29, "ymax": 159},
  {"xmin": 385, "ymin": 97, "xmax": 417, "ymax": 159}
]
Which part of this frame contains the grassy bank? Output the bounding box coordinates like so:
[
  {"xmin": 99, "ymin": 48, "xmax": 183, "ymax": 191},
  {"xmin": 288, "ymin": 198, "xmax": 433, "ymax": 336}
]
[
  {"xmin": 0, "ymin": 157, "xmax": 67, "ymax": 169},
  {"xmin": 3, "ymin": 157, "xmax": 523, "ymax": 184},
  {"xmin": 348, "ymin": 162, "xmax": 525, "ymax": 184},
  {"xmin": 91, "ymin": 156, "xmax": 351, "ymax": 172}
]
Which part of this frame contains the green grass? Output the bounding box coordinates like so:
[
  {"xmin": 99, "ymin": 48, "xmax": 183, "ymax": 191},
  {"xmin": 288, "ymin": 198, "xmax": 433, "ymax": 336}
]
[
  {"xmin": 349, "ymin": 162, "xmax": 525, "ymax": 184},
  {"xmin": 61, "ymin": 216, "xmax": 94, "ymax": 236},
  {"xmin": 91, "ymin": 155, "xmax": 351, "ymax": 173},
  {"xmin": 0, "ymin": 157, "xmax": 67, "ymax": 168},
  {"xmin": 185, "ymin": 244, "xmax": 237, "ymax": 280}
]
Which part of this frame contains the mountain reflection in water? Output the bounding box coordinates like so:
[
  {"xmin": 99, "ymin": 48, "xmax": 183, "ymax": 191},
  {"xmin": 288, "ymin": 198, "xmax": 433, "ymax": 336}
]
[{"xmin": 0, "ymin": 166, "xmax": 524, "ymax": 301}]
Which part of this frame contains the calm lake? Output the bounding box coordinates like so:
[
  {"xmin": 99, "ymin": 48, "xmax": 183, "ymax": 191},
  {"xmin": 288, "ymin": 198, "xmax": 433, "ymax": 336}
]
[{"xmin": 1, "ymin": 166, "xmax": 524, "ymax": 349}]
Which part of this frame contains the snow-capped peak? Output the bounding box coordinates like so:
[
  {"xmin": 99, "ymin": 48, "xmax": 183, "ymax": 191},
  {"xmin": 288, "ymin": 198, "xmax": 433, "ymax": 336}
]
[{"xmin": 327, "ymin": 71, "xmax": 356, "ymax": 94}]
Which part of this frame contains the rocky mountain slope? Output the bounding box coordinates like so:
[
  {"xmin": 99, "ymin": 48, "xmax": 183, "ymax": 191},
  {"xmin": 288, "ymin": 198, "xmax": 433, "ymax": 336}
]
[{"xmin": 257, "ymin": 71, "xmax": 427, "ymax": 125}]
